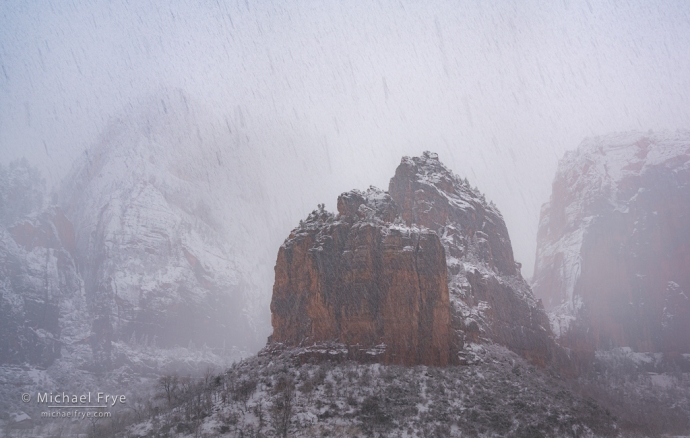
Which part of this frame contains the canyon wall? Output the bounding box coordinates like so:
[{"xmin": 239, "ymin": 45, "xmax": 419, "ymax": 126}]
[{"xmin": 533, "ymin": 131, "xmax": 690, "ymax": 356}]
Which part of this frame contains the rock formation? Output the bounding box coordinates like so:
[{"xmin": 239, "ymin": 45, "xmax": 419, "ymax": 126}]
[
  {"xmin": 56, "ymin": 91, "xmax": 268, "ymax": 369},
  {"xmin": 0, "ymin": 91, "xmax": 272, "ymax": 371},
  {"xmin": 0, "ymin": 96, "xmax": 276, "ymax": 426},
  {"xmin": 270, "ymin": 188, "xmax": 453, "ymax": 366},
  {"xmin": 389, "ymin": 153, "xmax": 556, "ymax": 367},
  {"xmin": 270, "ymin": 152, "xmax": 558, "ymax": 368},
  {"xmin": 0, "ymin": 159, "xmax": 83, "ymax": 368},
  {"xmin": 532, "ymin": 131, "xmax": 690, "ymax": 355}
]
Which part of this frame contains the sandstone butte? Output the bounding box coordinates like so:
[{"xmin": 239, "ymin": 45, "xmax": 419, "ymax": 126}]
[
  {"xmin": 532, "ymin": 131, "xmax": 690, "ymax": 359},
  {"xmin": 270, "ymin": 152, "xmax": 558, "ymax": 368}
]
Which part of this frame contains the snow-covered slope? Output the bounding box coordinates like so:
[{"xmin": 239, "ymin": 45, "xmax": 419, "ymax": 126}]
[{"xmin": 120, "ymin": 343, "xmax": 618, "ymax": 438}]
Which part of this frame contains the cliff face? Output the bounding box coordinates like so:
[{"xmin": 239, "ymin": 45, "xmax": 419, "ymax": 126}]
[
  {"xmin": 533, "ymin": 131, "xmax": 690, "ymax": 355},
  {"xmin": 1, "ymin": 92, "xmax": 276, "ymax": 375},
  {"xmin": 270, "ymin": 188, "xmax": 453, "ymax": 366},
  {"xmin": 388, "ymin": 153, "xmax": 555, "ymax": 367},
  {"xmin": 57, "ymin": 91, "xmax": 267, "ymax": 369},
  {"xmin": 0, "ymin": 208, "xmax": 85, "ymax": 368},
  {"xmin": 389, "ymin": 154, "xmax": 516, "ymax": 276},
  {"xmin": 270, "ymin": 152, "xmax": 557, "ymax": 368}
]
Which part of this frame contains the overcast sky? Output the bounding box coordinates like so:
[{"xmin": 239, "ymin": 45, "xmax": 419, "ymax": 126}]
[{"xmin": 2, "ymin": 0, "xmax": 690, "ymax": 277}]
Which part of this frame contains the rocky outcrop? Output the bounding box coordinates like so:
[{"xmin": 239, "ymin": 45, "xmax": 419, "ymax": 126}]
[
  {"xmin": 270, "ymin": 152, "xmax": 558, "ymax": 368},
  {"xmin": 389, "ymin": 154, "xmax": 516, "ymax": 276},
  {"xmin": 270, "ymin": 188, "xmax": 454, "ymax": 366},
  {"xmin": 389, "ymin": 153, "xmax": 556, "ymax": 367},
  {"xmin": 533, "ymin": 131, "xmax": 690, "ymax": 355}
]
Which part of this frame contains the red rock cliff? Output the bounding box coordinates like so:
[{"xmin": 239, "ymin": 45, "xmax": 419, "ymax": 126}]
[{"xmin": 270, "ymin": 188, "xmax": 453, "ymax": 366}]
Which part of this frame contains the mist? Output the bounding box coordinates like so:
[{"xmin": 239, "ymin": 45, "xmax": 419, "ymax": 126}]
[{"xmin": 2, "ymin": 0, "xmax": 690, "ymax": 278}]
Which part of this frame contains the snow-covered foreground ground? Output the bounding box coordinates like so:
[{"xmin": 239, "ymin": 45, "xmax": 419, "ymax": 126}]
[
  {"xmin": 0, "ymin": 343, "xmax": 247, "ymax": 437},
  {"xmin": 5, "ymin": 342, "xmax": 689, "ymax": 437},
  {"xmin": 115, "ymin": 343, "xmax": 618, "ymax": 438}
]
